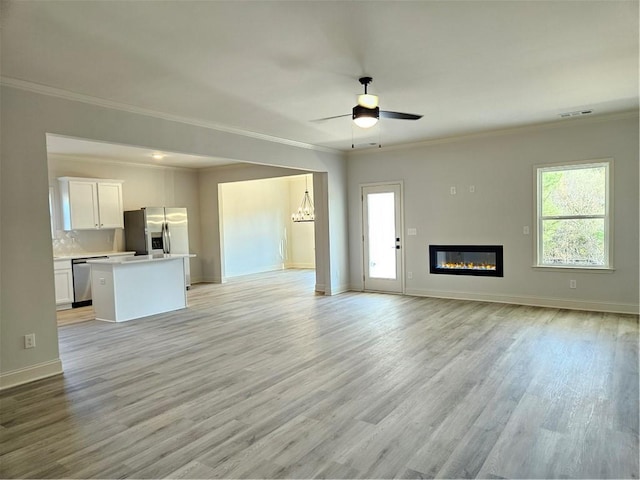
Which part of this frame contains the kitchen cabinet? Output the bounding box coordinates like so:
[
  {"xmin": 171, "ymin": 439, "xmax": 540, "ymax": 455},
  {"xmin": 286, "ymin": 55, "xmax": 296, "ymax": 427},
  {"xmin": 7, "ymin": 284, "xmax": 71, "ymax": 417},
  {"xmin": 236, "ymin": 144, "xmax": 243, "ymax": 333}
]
[
  {"xmin": 54, "ymin": 259, "xmax": 74, "ymax": 309},
  {"xmin": 58, "ymin": 177, "xmax": 124, "ymax": 230},
  {"xmin": 89, "ymin": 255, "xmax": 192, "ymax": 322}
]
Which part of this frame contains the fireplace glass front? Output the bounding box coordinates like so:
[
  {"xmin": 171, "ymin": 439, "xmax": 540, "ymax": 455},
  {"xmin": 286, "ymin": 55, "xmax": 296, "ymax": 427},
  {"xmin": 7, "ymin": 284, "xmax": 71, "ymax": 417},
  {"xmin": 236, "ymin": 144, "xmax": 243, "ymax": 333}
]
[{"xmin": 429, "ymin": 245, "xmax": 503, "ymax": 277}]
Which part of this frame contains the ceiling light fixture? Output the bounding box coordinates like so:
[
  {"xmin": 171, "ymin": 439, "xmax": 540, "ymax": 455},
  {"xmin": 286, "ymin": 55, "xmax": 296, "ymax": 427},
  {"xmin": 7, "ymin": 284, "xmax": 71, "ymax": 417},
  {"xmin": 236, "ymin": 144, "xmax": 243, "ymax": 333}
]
[
  {"xmin": 358, "ymin": 93, "xmax": 379, "ymax": 109},
  {"xmin": 151, "ymin": 152, "xmax": 165, "ymax": 160},
  {"xmin": 353, "ymin": 105, "xmax": 379, "ymax": 129},
  {"xmin": 291, "ymin": 176, "xmax": 315, "ymax": 222}
]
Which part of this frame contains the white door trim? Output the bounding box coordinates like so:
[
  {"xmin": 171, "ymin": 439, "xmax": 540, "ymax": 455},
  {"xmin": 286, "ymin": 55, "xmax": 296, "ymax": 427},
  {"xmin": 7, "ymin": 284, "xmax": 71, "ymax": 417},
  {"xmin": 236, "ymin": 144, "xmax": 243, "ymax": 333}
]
[{"xmin": 361, "ymin": 181, "xmax": 405, "ymax": 294}]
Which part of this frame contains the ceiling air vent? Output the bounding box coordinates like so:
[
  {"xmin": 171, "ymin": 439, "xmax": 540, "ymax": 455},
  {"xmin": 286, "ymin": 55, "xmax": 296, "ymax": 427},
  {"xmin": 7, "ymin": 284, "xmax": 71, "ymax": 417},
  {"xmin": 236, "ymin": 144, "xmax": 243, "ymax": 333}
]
[{"xmin": 559, "ymin": 109, "xmax": 593, "ymax": 118}]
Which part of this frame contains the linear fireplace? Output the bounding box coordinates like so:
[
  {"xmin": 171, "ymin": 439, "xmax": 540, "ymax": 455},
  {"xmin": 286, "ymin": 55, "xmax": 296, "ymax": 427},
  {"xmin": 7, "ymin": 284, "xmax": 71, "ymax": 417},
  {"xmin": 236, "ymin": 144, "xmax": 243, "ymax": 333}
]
[{"xmin": 429, "ymin": 245, "xmax": 503, "ymax": 277}]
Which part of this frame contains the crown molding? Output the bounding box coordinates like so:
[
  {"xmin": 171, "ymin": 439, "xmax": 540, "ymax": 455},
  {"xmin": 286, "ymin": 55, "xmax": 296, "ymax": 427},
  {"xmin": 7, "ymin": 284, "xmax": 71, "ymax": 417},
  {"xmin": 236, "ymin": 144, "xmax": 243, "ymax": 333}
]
[
  {"xmin": 0, "ymin": 76, "xmax": 341, "ymax": 155},
  {"xmin": 348, "ymin": 109, "xmax": 640, "ymax": 156}
]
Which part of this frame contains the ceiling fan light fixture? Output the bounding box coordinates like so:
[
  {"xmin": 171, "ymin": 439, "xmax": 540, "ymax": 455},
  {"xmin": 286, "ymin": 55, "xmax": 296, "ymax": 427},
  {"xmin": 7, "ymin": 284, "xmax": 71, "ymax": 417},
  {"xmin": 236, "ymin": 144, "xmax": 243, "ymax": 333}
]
[
  {"xmin": 353, "ymin": 105, "xmax": 379, "ymax": 129},
  {"xmin": 358, "ymin": 93, "xmax": 379, "ymax": 109}
]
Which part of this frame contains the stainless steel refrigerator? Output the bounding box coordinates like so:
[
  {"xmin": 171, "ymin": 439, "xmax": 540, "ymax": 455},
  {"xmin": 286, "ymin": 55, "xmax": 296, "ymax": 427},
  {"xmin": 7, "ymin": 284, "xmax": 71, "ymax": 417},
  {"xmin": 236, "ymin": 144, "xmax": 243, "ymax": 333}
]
[{"xmin": 124, "ymin": 207, "xmax": 191, "ymax": 287}]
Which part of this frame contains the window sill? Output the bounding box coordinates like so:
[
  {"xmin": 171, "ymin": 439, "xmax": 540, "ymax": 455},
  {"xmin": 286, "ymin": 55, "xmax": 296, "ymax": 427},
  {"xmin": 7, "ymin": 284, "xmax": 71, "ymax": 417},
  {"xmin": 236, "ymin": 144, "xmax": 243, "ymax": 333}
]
[{"xmin": 532, "ymin": 265, "xmax": 615, "ymax": 273}]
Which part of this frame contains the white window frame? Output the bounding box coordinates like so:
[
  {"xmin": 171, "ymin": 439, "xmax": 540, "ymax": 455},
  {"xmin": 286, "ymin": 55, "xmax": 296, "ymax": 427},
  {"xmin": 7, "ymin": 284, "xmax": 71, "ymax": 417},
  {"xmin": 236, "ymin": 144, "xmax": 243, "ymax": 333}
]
[{"xmin": 534, "ymin": 159, "xmax": 613, "ymax": 270}]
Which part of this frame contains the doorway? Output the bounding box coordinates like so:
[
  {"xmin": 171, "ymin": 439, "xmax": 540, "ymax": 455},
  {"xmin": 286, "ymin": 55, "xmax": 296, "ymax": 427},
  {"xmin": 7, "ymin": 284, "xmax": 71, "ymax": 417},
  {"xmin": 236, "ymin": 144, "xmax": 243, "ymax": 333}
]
[
  {"xmin": 219, "ymin": 174, "xmax": 315, "ymax": 280},
  {"xmin": 362, "ymin": 182, "xmax": 404, "ymax": 293}
]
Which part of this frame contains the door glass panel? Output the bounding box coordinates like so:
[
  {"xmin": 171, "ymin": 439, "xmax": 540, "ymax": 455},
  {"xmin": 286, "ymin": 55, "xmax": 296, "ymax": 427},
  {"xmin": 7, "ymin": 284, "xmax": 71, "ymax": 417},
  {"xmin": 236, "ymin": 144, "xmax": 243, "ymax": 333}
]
[{"xmin": 367, "ymin": 192, "xmax": 396, "ymax": 279}]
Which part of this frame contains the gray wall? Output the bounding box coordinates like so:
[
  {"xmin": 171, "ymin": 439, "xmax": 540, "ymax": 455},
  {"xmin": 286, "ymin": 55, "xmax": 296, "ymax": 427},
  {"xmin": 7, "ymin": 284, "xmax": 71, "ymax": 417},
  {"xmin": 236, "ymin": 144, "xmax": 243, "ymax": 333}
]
[
  {"xmin": 347, "ymin": 114, "xmax": 639, "ymax": 313},
  {"xmin": 0, "ymin": 85, "xmax": 348, "ymax": 388}
]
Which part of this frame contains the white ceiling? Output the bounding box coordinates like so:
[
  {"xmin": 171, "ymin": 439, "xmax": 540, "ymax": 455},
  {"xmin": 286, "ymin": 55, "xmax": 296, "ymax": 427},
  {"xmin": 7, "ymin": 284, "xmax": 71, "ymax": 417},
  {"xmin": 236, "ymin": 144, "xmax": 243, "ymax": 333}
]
[
  {"xmin": 46, "ymin": 134, "xmax": 240, "ymax": 169},
  {"xmin": 2, "ymin": 0, "xmax": 638, "ymax": 155}
]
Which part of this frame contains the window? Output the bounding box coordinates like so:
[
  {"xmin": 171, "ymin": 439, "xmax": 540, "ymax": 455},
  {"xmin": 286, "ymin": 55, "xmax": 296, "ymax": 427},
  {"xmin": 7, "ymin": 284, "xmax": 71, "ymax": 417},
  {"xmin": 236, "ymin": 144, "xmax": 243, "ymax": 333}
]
[{"xmin": 536, "ymin": 160, "xmax": 611, "ymax": 268}]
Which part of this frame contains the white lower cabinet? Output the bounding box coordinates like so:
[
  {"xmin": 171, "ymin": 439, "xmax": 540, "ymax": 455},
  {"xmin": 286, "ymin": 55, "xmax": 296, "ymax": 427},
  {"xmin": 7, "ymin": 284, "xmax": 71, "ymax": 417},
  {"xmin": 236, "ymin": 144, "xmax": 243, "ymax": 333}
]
[{"xmin": 54, "ymin": 259, "xmax": 74, "ymax": 310}]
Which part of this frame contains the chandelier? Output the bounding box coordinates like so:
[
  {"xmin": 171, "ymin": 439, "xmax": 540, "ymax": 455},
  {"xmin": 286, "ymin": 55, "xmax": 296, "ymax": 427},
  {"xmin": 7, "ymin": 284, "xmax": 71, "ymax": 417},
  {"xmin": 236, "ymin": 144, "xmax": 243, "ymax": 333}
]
[{"xmin": 291, "ymin": 176, "xmax": 315, "ymax": 222}]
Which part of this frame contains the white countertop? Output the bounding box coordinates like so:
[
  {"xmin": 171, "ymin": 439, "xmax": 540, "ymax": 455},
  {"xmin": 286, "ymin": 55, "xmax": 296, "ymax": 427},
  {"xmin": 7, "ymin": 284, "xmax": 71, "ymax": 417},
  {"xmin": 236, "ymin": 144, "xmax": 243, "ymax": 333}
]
[
  {"xmin": 87, "ymin": 253, "xmax": 195, "ymax": 265},
  {"xmin": 53, "ymin": 251, "xmax": 136, "ymax": 261}
]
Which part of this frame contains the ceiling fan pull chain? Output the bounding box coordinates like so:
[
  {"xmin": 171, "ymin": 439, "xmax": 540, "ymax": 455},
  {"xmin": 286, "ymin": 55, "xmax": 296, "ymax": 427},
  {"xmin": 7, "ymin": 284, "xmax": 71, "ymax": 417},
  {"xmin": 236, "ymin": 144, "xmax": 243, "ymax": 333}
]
[{"xmin": 351, "ymin": 122, "xmax": 355, "ymax": 149}]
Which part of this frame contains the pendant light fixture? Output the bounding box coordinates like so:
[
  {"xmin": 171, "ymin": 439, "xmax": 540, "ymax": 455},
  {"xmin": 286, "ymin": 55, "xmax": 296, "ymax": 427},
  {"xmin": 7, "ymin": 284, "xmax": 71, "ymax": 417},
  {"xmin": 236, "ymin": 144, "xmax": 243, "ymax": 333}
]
[{"xmin": 291, "ymin": 176, "xmax": 315, "ymax": 222}]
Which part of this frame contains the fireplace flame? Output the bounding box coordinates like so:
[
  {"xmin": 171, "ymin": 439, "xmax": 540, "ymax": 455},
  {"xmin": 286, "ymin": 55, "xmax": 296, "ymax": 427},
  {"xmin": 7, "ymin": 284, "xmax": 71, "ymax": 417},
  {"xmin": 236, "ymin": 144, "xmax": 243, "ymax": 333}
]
[{"xmin": 438, "ymin": 262, "xmax": 496, "ymax": 270}]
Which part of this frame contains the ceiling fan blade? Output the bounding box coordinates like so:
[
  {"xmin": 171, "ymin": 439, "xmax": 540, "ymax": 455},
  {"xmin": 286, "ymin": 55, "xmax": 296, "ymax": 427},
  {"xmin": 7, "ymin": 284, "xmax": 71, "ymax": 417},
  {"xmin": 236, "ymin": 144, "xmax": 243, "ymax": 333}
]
[
  {"xmin": 310, "ymin": 113, "xmax": 351, "ymax": 122},
  {"xmin": 380, "ymin": 110, "xmax": 423, "ymax": 120}
]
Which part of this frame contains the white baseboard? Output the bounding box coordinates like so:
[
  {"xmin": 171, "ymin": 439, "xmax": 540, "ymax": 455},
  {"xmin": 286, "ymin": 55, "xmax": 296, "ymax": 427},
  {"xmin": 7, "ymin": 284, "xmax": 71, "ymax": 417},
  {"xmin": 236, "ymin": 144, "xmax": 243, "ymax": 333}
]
[
  {"xmin": 404, "ymin": 288, "xmax": 639, "ymax": 314},
  {"xmin": 0, "ymin": 359, "xmax": 63, "ymax": 391},
  {"xmin": 199, "ymin": 276, "xmax": 224, "ymax": 284},
  {"xmin": 286, "ymin": 263, "xmax": 316, "ymax": 269},
  {"xmin": 328, "ymin": 283, "xmax": 351, "ymax": 296},
  {"xmin": 347, "ymin": 283, "xmax": 637, "ymax": 314}
]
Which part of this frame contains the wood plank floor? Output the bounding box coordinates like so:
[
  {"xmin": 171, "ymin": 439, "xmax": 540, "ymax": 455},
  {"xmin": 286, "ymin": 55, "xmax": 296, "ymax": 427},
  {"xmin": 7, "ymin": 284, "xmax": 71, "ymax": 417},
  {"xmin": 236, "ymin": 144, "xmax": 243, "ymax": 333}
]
[{"xmin": 1, "ymin": 269, "xmax": 638, "ymax": 478}]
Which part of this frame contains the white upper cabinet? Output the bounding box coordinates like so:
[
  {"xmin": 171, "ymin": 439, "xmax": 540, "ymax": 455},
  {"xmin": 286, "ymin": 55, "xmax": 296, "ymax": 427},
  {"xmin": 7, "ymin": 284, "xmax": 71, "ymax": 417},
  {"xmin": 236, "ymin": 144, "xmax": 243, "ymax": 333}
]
[
  {"xmin": 59, "ymin": 177, "xmax": 124, "ymax": 230},
  {"xmin": 96, "ymin": 182, "xmax": 124, "ymax": 228}
]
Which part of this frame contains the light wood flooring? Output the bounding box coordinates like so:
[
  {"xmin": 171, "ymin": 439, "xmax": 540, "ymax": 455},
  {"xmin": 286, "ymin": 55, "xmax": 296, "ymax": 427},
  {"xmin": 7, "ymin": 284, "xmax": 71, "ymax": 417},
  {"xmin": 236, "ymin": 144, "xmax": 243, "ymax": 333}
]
[{"xmin": 2, "ymin": 269, "xmax": 638, "ymax": 478}]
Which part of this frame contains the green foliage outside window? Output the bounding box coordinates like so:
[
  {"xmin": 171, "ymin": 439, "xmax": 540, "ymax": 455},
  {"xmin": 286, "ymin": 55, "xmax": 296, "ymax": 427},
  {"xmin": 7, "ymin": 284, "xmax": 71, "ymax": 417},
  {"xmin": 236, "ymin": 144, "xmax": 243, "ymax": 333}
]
[{"xmin": 539, "ymin": 163, "xmax": 608, "ymax": 266}]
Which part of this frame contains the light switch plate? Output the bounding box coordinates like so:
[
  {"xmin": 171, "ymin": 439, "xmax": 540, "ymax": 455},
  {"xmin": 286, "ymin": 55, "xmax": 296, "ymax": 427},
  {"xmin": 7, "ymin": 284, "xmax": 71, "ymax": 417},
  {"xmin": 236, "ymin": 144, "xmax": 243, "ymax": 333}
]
[{"xmin": 407, "ymin": 228, "xmax": 417, "ymax": 236}]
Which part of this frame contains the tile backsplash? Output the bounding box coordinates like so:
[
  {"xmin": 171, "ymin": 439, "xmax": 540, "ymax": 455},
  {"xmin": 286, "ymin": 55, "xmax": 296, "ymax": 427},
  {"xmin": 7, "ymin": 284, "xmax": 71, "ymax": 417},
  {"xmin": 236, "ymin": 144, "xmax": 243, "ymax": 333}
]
[{"xmin": 53, "ymin": 229, "xmax": 124, "ymax": 256}]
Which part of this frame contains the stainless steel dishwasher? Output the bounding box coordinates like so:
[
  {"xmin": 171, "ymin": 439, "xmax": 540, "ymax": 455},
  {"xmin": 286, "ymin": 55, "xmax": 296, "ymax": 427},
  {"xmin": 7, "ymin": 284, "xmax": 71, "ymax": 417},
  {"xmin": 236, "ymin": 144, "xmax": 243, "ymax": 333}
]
[{"xmin": 72, "ymin": 256, "xmax": 107, "ymax": 307}]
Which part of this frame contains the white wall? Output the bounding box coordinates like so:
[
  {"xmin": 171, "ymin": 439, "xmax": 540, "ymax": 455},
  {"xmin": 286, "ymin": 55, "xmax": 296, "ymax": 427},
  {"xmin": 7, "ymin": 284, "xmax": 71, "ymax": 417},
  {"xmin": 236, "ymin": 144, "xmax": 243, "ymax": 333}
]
[
  {"xmin": 0, "ymin": 85, "xmax": 347, "ymax": 389},
  {"xmin": 48, "ymin": 155, "xmax": 203, "ymax": 282},
  {"xmin": 220, "ymin": 175, "xmax": 315, "ymax": 278},
  {"xmin": 347, "ymin": 114, "xmax": 639, "ymax": 313},
  {"xmin": 220, "ymin": 177, "xmax": 290, "ymax": 277}
]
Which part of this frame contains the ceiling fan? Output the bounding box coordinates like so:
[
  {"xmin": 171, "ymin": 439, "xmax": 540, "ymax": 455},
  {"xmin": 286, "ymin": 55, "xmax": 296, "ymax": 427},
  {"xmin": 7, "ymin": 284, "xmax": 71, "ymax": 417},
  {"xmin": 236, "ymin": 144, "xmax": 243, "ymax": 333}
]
[{"xmin": 314, "ymin": 76, "xmax": 423, "ymax": 129}]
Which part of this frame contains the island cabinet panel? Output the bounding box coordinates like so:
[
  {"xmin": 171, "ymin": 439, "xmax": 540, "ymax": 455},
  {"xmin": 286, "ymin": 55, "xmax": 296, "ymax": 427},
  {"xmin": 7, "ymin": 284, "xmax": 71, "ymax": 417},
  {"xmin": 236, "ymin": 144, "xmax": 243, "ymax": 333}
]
[
  {"xmin": 90, "ymin": 256, "xmax": 187, "ymax": 322},
  {"xmin": 58, "ymin": 177, "xmax": 124, "ymax": 230}
]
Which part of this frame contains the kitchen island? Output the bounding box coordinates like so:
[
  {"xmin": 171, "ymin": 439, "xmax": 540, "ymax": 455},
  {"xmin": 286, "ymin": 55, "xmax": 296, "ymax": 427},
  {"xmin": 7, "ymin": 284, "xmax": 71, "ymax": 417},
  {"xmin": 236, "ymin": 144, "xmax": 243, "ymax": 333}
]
[{"xmin": 88, "ymin": 254, "xmax": 195, "ymax": 322}]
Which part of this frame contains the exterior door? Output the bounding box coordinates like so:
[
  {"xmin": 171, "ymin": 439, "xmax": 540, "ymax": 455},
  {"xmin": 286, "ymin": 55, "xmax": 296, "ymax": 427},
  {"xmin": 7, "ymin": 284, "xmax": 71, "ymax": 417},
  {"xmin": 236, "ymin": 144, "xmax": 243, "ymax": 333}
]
[{"xmin": 362, "ymin": 183, "xmax": 403, "ymax": 293}]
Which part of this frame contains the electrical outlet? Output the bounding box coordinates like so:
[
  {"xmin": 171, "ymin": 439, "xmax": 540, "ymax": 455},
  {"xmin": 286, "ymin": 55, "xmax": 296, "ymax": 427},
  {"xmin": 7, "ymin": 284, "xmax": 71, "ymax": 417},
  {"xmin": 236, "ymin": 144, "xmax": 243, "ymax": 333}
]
[
  {"xmin": 407, "ymin": 228, "xmax": 417, "ymax": 236},
  {"xmin": 523, "ymin": 226, "xmax": 530, "ymax": 235},
  {"xmin": 469, "ymin": 185, "xmax": 475, "ymax": 193},
  {"xmin": 407, "ymin": 271, "xmax": 413, "ymax": 279},
  {"xmin": 450, "ymin": 186, "xmax": 457, "ymax": 195},
  {"xmin": 100, "ymin": 277, "xmax": 106, "ymax": 285},
  {"xmin": 24, "ymin": 333, "xmax": 36, "ymax": 349},
  {"xmin": 570, "ymin": 279, "xmax": 577, "ymax": 289}
]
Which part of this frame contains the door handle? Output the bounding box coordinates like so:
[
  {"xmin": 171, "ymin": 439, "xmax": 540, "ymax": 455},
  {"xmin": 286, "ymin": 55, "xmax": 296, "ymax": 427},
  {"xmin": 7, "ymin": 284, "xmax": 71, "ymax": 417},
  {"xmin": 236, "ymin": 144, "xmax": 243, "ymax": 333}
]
[
  {"xmin": 166, "ymin": 223, "xmax": 172, "ymax": 254},
  {"xmin": 161, "ymin": 222, "xmax": 168, "ymax": 254}
]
